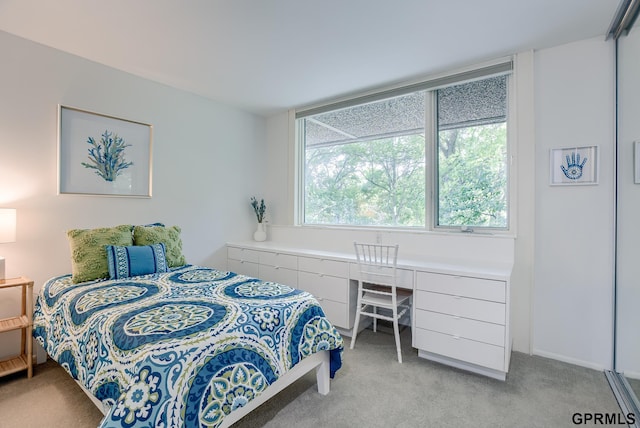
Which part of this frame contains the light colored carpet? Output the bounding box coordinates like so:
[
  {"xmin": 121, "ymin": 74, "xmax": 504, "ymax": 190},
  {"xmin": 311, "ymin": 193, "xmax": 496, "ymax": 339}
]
[
  {"xmin": 627, "ymin": 377, "xmax": 640, "ymax": 403},
  {"xmin": 0, "ymin": 328, "xmax": 621, "ymax": 428}
]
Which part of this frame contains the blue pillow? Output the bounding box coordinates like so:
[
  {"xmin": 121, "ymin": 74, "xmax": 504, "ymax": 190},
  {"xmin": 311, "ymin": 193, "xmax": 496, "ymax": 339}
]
[{"xmin": 106, "ymin": 243, "xmax": 168, "ymax": 279}]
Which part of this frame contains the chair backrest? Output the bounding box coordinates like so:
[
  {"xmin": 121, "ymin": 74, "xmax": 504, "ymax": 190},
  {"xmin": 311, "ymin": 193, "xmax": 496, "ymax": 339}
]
[{"xmin": 353, "ymin": 242, "xmax": 399, "ymax": 288}]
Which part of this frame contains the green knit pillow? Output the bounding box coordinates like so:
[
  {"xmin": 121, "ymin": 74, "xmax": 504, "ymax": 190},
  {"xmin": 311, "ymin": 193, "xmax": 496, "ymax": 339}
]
[
  {"xmin": 67, "ymin": 224, "xmax": 134, "ymax": 283},
  {"xmin": 133, "ymin": 225, "xmax": 186, "ymax": 268}
]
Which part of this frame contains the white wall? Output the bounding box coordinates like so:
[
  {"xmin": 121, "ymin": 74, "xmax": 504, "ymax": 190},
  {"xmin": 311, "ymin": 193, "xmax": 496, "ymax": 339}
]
[
  {"xmin": 511, "ymin": 50, "xmax": 536, "ymax": 354},
  {"xmin": 264, "ymin": 60, "xmax": 528, "ymax": 353},
  {"xmin": 0, "ymin": 31, "xmax": 266, "ymax": 359},
  {"xmin": 533, "ymin": 37, "xmax": 615, "ymax": 370},
  {"xmin": 1, "ymin": 29, "xmax": 618, "ymax": 371},
  {"xmin": 265, "ymin": 39, "xmax": 618, "ymax": 370},
  {"xmin": 615, "ymin": 27, "xmax": 640, "ymax": 378},
  {"xmin": 265, "ymin": 111, "xmax": 293, "ymax": 226}
]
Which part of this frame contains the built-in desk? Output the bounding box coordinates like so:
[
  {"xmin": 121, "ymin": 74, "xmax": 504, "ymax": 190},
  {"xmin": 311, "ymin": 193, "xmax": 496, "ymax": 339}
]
[{"xmin": 227, "ymin": 241, "xmax": 513, "ymax": 380}]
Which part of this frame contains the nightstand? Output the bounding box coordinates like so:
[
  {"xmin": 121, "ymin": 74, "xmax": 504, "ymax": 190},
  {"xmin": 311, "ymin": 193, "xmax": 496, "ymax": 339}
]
[{"xmin": 0, "ymin": 277, "xmax": 34, "ymax": 378}]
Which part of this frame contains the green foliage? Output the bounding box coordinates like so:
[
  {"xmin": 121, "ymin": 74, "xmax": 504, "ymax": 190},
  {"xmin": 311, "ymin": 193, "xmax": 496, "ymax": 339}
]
[
  {"xmin": 305, "ymin": 134, "xmax": 425, "ymax": 226},
  {"xmin": 437, "ymin": 124, "xmax": 507, "ymax": 228},
  {"xmin": 303, "ymin": 123, "xmax": 507, "ymax": 229},
  {"xmin": 251, "ymin": 197, "xmax": 266, "ymax": 223}
]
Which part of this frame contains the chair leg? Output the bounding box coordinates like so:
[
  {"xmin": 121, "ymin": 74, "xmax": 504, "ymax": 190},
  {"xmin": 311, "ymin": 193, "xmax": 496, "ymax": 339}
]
[
  {"xmin": 350, "ymin": 308, "xmax": 362, "ymax": 350},
  {"xmin": 393, "ymin": 318, "xmax": 402, "ymax": 364},
  {"xmin": 373, "ymin": 306, "xmax": 377, "ymax": 333}
]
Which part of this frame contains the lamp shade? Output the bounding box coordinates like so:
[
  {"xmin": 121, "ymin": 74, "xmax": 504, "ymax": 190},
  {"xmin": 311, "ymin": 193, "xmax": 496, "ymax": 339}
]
[{"xmin": 0, "ymin": 208, "xmax": 16, "ymax": 243}]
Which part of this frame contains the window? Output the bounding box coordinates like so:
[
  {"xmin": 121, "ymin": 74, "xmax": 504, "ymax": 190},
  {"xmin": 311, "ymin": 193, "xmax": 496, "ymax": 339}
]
[
  {"xmin": 300, "ymin": 93, "xmax": 426, "ymax": 227},
  {"xmin": 436, "ymin": 76, "xmax": 508, "ymax": 229},
  {"xmin": 296, "ymin": 63, "xmax": 511, "ymax": 231}
]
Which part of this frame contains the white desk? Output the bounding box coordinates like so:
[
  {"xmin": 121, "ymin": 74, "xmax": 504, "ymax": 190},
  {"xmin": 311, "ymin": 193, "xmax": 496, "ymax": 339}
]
[{"xmin": 226, "ymin": 241, "xmax": 513, "ymax": 380}]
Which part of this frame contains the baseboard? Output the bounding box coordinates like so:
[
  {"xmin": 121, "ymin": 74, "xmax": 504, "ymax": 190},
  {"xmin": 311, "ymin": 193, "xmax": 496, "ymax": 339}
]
[
  {"xmin": 532, "ymin": 348, "xmax": 609, "ymax": 372},
  {"xmin": 619, "ymin": 370, "xmax": 640, "ymax": 381}
]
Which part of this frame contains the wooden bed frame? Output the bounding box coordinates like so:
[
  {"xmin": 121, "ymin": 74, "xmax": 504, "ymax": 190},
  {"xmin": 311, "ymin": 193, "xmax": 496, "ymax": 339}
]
[{"xmin": 79, "ymin": 350, "xmax": 331, "ymax": 427}]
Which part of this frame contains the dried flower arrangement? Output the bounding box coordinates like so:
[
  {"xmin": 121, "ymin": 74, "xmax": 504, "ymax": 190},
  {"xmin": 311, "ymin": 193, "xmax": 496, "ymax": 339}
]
[{"xmin": 251, "ymin": 197, "xmax": 266, "ymax": 223}]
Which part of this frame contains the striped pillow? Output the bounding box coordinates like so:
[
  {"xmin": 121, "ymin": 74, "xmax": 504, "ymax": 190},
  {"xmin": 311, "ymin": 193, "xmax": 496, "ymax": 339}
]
[{"xmin": 106, "ymin": 243, "xmax": 168, "ymax": 280}]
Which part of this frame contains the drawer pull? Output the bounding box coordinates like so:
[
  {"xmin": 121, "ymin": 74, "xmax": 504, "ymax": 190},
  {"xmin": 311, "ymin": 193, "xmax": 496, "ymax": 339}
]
[
  {"xmin": 275, "ymin": 266, "xmax": 280, "ymax": 270},
  {"xmin": 454, "ymin": 295, "xmax": 462, "ymax": 299},
  {"xmin": 453, "ymin": 335, "xmax": 460, "ymax": 340}
]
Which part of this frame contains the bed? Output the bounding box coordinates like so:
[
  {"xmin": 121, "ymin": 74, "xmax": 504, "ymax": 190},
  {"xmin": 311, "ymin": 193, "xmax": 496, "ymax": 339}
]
[{"xmin": 32, "ymin": 263, "xmax": 344, "ymax": 428}]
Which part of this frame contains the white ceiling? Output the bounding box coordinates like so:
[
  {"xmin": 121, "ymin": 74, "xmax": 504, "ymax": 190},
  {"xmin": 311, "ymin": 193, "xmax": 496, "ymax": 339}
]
[{"xmin": 0, "ymin": 0, "xmax": 621, "ymax": 117}]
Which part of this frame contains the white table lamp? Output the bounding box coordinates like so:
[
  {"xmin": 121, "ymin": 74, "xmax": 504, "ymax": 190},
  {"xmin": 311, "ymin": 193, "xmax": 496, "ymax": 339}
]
[{"xmin": 0, "ymin": 208, "xmax": 17, "ymax": 280}]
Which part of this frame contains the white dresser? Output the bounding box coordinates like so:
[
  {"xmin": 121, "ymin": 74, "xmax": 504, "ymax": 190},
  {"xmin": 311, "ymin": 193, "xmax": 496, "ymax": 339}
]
[
  {"xmin": 226, "ymin": 241, "xmax": 512, "ymax": 380},
  {"xmin": 227, "ymin": 244, "xmax": 356, "ymax": 330},
  {"xmin": 413, "ymin": 271, "xmax": 510, "ymax": 380},
  {"xmin": 297, "ymin": 256, "xmax": 353, "ymax": 329}
]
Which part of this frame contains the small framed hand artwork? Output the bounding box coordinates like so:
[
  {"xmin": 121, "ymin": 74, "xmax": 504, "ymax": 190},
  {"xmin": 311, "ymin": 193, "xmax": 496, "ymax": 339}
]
[{"xmin": 550, "ymin": 146, "xmax": 598, "ymax": 186}]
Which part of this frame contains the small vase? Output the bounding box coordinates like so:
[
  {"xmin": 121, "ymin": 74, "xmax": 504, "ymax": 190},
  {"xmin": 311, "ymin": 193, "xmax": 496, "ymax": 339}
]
[{"xmin": 253, "ymin": 222, "xmax": 267, "ymax": 242}]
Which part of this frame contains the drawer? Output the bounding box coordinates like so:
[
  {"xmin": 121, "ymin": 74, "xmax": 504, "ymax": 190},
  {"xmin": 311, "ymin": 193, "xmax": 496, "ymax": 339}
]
[
  {"xmin": 314, "ymin": 298, "xmax": 348, "ymax": 329},
  {"xmin": 258, "ymin": 265, "xmax": 298, "ymax": 288},
  {"xmin": 413, "ymin": 328, "xmax": 505, "ymax": 372},
  {"xmin": 298, "ymin": 256, "xmax": 348, "ymax": 278},
  {"xmin": 415, "ymin": 290, "xmax": 505, "ymax": 325},
  {"xmin": 259, "ymin": 252, "xmax": 297, "ymax": 270},
  {"xmin": 415, "ymin": 309, "xmax": 505, "ymax": 346},
  {"xmin": 416, "ymin": 271, "xmax": 505, "ymax": 303},
  {"xmin": 227, "ymin": 259, "xmax": 259, "ymax": 278},
  {"xmin": 298, "ymin": 271, "xmax": 348, "ymax": 303},
  {"xmin": 349, "ymin": 263, "xmax": 414, "ymax": 290},
  {"xmin": 227, "ymin": 247, "xmax": 260, "ymax": 263}
]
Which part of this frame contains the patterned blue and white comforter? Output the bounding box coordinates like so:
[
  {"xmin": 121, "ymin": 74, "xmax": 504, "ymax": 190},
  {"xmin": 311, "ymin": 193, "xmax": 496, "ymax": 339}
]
[{"xmin": 33, "ymin": 265, "xmax": 344, "ymax": 428}]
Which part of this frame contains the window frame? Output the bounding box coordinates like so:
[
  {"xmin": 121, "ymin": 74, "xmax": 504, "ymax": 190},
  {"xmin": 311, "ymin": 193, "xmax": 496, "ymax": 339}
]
[{"xmin": 295, "ymin": 59, "xmax": 514, "ymax": 233}]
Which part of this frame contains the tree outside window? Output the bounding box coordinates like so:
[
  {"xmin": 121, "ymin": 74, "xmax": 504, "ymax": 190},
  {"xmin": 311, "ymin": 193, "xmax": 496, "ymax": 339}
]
[{"xmin": 298, "ymin": 72, "xmax": 509, "ymax": 231}]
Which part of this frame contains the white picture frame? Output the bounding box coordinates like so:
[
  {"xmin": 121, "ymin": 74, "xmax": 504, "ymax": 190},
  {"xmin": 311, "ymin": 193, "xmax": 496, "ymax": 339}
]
[
  {"xmin": 550, "ymin": 146, "xmax": 598, "ymax": 186},
  {"xmin": 58, "ymin": 105, "xmax": 153, "ymax": 197}
]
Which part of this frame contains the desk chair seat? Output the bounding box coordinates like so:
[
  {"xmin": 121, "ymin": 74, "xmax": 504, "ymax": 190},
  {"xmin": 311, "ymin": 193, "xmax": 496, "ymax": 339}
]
[{"xmin": 350, "ymin": 242, "xmax": 412, "ymax": 363}]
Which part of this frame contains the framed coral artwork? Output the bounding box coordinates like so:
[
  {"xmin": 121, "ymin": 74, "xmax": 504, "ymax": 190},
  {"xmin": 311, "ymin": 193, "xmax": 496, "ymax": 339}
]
[
  {"xmin": 58, "ymin": 105, "xmax": 152, "ymax": 197},
  {"xmin": 549, "ymin": 145, "xmax": 598, "ymax": 186}
]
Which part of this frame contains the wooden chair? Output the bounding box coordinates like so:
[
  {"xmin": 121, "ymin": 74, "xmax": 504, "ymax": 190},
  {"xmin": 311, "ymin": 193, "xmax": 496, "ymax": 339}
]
[{"xmin": 350, "ymin": 242, "xmax": 412, "ymax": 363}]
